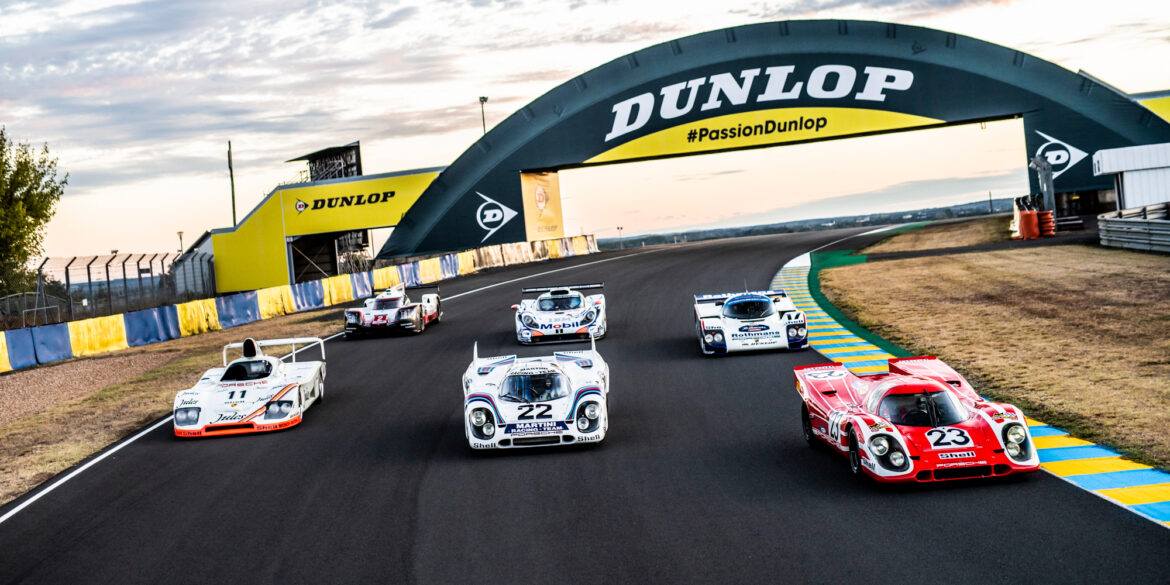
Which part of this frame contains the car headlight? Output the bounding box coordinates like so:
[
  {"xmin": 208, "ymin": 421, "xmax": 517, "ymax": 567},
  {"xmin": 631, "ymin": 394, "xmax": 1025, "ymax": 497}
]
[
  {"xmin": 280, "ymin": 402, "xmax": 292, "ymax": 415},
  {"xmin": 888, "ymin": 451, "xmax": 906, "ymax": 467},
  {"xmin": 713, "ymin": 332, "xmax": 723, "ymax": 343},
  {"xmin": 704, "ymin": 333, "xmax": 714, "ymax": 343},
  {"xmin": 174, "ymin": 407, "xmax": 200, "ymax": 425},
  {"xmin": 521, "ymin": 314, "xmax": 536, "ymax": 328},
  {"xmin": 585, "ymin": 403, "xmax": 599, "ymax": 420},
  {"xmin": 798, "ymin": 327, "xmax": 807, "ymax": 337},
  {"xmin": 1006, "ymin": 424, "xmax": 1026, "ymax": 445},
  {"xmin": 787, "ymin": 326, "xmax": 799, "ymax": 339},
  {"xmin": 582, "ymin": 309, "xmax": 597, "ymax": 324},
  {"xmin": 1006, "ymin": 442, "xmax": 1021, "ymax": 457},
  {"xmin": 481, "ymin": 421, "xmax": 495, "ymax": 437},
  {"xmin": 871, "ymin": 435, "xmax": 890, "ymax": 456},
  {"xmin": 577, "ymin": 417, "xmax": 589, "ymax": 431},
  {"xmin": 267, "ymin": 403, "xmax": 281, "ymax": 416},
  {"xmin": 345, "ymin": 313, "xmax": 358, "ymax": 322},
  {"xmin": 471, "ymin": 409, "xmax": 487, "ymax": 427},
  {"xmin": 264, "ymin": 400, "xmax": 294, "ymax": 419}
]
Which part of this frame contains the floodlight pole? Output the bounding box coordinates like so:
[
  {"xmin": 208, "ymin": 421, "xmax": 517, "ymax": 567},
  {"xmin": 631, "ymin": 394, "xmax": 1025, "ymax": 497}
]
[
  {"xmin": 228, "ymin": 141, "xmax": 237, "ymax": 226},
  {"xmin": 479, "ymin": 96, "xmax": 488, "ymax": 134},
  {"xmin": 617, "ymin": 226, "xmax": 624, "ymax": 250}
]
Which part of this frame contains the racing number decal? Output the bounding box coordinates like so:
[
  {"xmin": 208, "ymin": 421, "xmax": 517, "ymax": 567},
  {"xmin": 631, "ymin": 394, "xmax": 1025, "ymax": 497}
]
[
  {"xmin": 926, "ymin": 427, "xmax": 972, "ymax": 448},
  {"xmin": 517, "ymin": 404, "xmax": 553, "ymax": 419},
  {"xmin": 827, "ymin": 411, "xmax": 847, "ymax": 442},
  {"xmin": 227, "ymin": 390, "xmax": 247, "ymax": 400},
  {"xmin": 371, "ymin": 315, "xmax": 389, "ymax": 325},
  {"xmin": 806, "ymin": 370, "xmax": 846, "ymax": 380}
]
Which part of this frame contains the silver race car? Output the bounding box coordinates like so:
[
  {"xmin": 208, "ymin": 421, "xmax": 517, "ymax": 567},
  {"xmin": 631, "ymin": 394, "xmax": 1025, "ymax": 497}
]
[
  {"xmin": 511, "ymin": 283, "xmax": 607, "ymax": 344},
  {"xmin": 344, "ymin": 284, "xmax": 441, "ymax": 338}
]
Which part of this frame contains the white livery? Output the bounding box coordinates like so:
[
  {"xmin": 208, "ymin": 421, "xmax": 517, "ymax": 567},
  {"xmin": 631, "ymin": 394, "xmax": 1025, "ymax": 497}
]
[
  {"xmin": 173, "ymin": 337, "xmax": 326, "ymax": 437},
  {"xmin": 511, "ymin": 283, "xmax": 607, "ymax": 344},
  {"xmin": 463, "ymin": 339, "xmax": 609, "ymax": 449},
  {"xmin": 694, "ymin": 290, "xmax": 808, "ymax": 355},
  {"xmin": 344, "ymin": 284, "xmax": 441, "ymax": 338}
]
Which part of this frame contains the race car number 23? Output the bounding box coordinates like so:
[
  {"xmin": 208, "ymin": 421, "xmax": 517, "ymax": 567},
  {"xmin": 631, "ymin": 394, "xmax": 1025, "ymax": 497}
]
[
  {"xmin": 517, "ymin": 404, "xmax": 553, "ymax": 419},
  {"xmin": 926, "ymin": 427, "xmax": 971, "ymax": 448}
]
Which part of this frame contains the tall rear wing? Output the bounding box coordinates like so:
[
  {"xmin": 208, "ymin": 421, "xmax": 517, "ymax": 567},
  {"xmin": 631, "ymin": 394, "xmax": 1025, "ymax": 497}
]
[
  {"xmin": 521, "ymin": 283, "xmax": 604, "ymax": 294},
  {"xmin": 222, "ymin": 337, "xmax": 326, "ymax": 365},
  {"xmin": 694, "ymin": 289, "xmax": 788, "ymax": 304}
]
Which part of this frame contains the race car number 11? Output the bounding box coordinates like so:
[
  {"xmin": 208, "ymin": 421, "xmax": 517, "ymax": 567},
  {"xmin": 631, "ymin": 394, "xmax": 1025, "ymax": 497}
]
[{"xmin": 926, "ymin": 427, "xmax": 971, "ymax": 448}]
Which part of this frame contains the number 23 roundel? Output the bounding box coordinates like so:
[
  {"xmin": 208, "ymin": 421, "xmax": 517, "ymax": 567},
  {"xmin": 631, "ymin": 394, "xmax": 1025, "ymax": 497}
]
[{"xmin": 925, "ymin": 427, "xmax": 972, "ymax": 449}]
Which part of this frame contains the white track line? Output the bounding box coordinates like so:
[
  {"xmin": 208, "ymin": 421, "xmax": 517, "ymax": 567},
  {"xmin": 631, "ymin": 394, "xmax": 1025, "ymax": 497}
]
[{"xmin": 0, "ymin": 250, "xmax": 654, "ymax": 526}]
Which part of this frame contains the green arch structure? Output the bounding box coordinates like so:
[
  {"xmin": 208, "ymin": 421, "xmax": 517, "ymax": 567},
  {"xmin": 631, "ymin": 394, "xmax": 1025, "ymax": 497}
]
[{"xmin": 378, "ymin": 19, "xmax": 1170, "ymax": 258}]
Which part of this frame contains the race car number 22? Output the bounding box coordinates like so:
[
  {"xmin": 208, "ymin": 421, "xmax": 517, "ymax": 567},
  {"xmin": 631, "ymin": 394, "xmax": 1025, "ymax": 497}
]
[
  {"xmin": 926, "ymin": 427, "xmax": 971, "ymax": 448},
  {"xmin": 517, "ymin": 404, "xmax": 553, "ymax": 419}
]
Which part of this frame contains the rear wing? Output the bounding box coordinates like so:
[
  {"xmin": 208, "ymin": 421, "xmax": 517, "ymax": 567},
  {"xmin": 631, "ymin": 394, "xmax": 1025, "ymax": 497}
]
[
  {"xmin": 521, "ymin": 283, "xmax": 604, "ymax": 294},
  {"xmin": 222, "ymin": 337, "xmax": 325, "ymax": 365},
  {"xmin": 694, "ymin": 289, "xmax": 788, "ymax": 304}
]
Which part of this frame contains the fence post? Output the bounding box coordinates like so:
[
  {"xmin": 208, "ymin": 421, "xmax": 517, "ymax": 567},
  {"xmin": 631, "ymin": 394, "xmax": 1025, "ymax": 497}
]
[
  {"xmin": 104, "ymin": 255, "xmax": 116, "ymax": 316},
  {"xmin": 135, "ymin": 254, "xmax": 146, "ymax": 310},
  {"xmin": 85, "ymin": 256, "xmax": 97, "ymax": 318},
  {"xmin": 120, "ymin": 255, "xmax": 131, "ymax": 313},
  {"xmin": 63, "ymin": 256, "xmax": 76, "ymax": 321},
  {"xmin": 145, "ymin": 253, "xmax": 158, "ymax": 308}
]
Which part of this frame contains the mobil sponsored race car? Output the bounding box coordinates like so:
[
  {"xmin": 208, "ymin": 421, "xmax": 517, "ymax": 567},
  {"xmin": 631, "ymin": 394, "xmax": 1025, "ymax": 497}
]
[
  {"xmin": 344, "ymin": 284, "xmax": 440, "ymax": 338},
  {"xmin": 462, "ymin": 338, "xmax": 609, "ymax": 449},
  {"xmin": 694, "ymin": 290, "xmax": 807, "ymax": 355},
  {"xmin": 794, "ymin": 356, "xmax": 1040, "ymax": 482},
  {"xmin": 512, "ymin": 283, "xmax": 607, "ymax": 344},
  {"xmin": 173, "ymin": 338, "xmax": 326, "ymax": 438}
]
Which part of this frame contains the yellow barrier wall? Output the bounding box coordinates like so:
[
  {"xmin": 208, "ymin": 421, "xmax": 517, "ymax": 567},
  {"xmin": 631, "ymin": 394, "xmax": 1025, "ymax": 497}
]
[
  {"xmin": 176, "ymin": 299, "xmax": 222, "ymax": 336},
  {"xmin": 67, "ymin": 315, "xmax": 130, "ymax": 358},
  {"xmin": 257, "ymin": 285, "xmax": 296, "ymax": 319},
  {"xmin": 322, "ymin": 275, "xmax": 355, "ymax": 306},
  {"xmin": 372, "ymin": 266, "xmax": 401, "ymax": 290},
  {"xmin": 573, "ymin": 236, "xmax": 590, "ymax": 255},
  {"xmin": 0, "ymin": 333, "xmax": 12, "ymax": 373},
  {"xmin": 457, "ymin": 251, "xmax": 478, "ymax": 274},
  {"xmin": 418, "ymin": 258, "xmax": 443, "ymax": 283}
]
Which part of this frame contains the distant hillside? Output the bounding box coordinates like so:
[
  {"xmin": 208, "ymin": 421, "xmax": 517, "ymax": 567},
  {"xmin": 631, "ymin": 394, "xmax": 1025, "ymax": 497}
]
[{"xmin": 596, "ymin": 198, "xmax": 1014, "ymax": 250}]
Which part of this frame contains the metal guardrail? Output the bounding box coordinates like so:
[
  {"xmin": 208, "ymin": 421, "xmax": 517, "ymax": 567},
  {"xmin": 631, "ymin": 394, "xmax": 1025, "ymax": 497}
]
[{"xmin": 1099, "ymin": 202, "xmax": 1170, "ymax": 253}]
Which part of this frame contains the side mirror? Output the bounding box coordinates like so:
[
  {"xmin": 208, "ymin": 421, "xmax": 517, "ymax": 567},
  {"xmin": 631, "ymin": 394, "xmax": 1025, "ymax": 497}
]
[{"xmin": 510, "ymin": 304, "xmax": 520, "ymax": 310}]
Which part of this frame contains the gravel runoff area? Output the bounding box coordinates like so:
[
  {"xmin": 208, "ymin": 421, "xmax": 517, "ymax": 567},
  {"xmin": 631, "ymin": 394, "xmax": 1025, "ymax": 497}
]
[{"xmin": 820, "ymin": 242, "xmax": 1170, "ymax": 468}]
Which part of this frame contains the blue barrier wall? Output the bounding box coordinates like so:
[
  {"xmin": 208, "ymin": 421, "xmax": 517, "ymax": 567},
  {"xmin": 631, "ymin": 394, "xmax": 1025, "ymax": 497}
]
[
  {"xmin": 124, "ymin": 307, "xmax": 182, "ymax": 347},
  {"xmin": 292, "ymin": 280, "xmax": 325, "ymax": 311},
  {"xmin": 351, "ymin": 272, "xmax": 373, "ymax": 299},
  {"xmin": 215, "ymin": 292, "xmax": 262, "ymax": 329},
  {"xmin": 398, "ymin": 262, "xmax": 422, "ymax": 287},
  {"xmin": 31, "ymin": 323, "xmax": 74, "ymax": 365},
  {"xmin": 440, "ymin": 254, "xmax": 459, "ymax": 280},
  {"xmin": 4, "ymin": 329, "xmax": 38, "ymax": 370}
]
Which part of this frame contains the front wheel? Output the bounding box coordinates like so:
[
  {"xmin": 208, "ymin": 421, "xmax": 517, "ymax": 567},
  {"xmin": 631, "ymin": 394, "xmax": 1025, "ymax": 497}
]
[
  {"xmin": 433, "ymin": 301, "xmax": 442, "ymax": 323},
  {"xmin": 848, "ymin": 429, "xmax": 863, "ymax": 479},
  {"xmin": 414, "ymin": 315, "xmax": 426, "ymax": 334}
]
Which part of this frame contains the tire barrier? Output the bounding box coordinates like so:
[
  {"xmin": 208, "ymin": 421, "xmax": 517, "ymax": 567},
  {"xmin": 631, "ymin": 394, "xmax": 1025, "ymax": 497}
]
[
  {"xmin": 0, "ymin": 236, "xmax": 598, "ymax": 372},
  {"xmin": 1038, "ymin": 210, "xmax": 1056, "ymax": 237}
]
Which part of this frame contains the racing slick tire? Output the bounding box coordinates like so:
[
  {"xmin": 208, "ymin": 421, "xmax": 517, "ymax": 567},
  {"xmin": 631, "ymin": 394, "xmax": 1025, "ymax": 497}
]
[
  {"xmin": 847, "ymin": 428, "xmax": 863, "ymax": 479},
  {"xmin": 434, "ymin": 301, "xmax": 442, "ymax": 323},
  {"xmin": 801, "ymin": 404, "xmax": 814, "ymax": 447},
  {"xmin": 414, "ymin": 315, "xmax": 426, "ymax": 334},
  {"xmin": 316, "ymin": 378, "xmax": 325, "ymax": 405}
]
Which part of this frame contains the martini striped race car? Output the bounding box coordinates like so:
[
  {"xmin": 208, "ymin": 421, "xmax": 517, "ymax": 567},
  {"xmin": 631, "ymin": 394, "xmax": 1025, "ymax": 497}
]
[
  {"xmin": 795, "ymin": 356, "xmax": 1040, "ymax": 483},
  {"xmin": 173, "ymin": 337, "xmax": 326, "ymax": 437}
]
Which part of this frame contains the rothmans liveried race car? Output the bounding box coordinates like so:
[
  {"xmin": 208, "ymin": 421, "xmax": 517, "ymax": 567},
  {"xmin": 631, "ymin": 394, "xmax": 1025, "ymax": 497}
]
[
  {"xmin": 693, "ymin": 290, "xmax": 807, "ymax": 355},
  {"xmin": 173, "ymin": 337, "xmax": 326, "ymax": 437},
  {"xmin": 794, "ymin": 356, "xmax": 1040, "ymax": 482},
  {"xmin": 511, "ymin": 283, "xmax": 607, "ymax": 344},
  {"xmin": 344, "ymin": 284, "xmax": 440, "ymax": 338},
  {"xmin": 462, "ymin": 338, "xmax": 609, "ymax": 449}
]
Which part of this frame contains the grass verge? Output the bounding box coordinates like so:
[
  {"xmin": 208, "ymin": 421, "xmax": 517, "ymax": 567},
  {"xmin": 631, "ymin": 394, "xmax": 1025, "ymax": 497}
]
[
  {"xmin": 819, "ymin": 244, "xmax": 1170, "ymax": 468},
  {"xmin": 0, "ymin": 306, "xmax": 349, "ymax": 506},
  {"xmin": 863, "ymin": 215, "xmax": 1009, "ymax": 254}
]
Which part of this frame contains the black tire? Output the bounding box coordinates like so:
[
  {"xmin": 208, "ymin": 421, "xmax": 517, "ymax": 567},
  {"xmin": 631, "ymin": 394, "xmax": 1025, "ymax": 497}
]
[
  {"xmin": 316, "ymin": 379, "xmax": 324, "ymax": 405},
  {"xmin": 801, "ymin": 404, "xmax": 814, "ymax": 446},
  {"xmin": 848, "ymin": 429, "xmax": 863, "ymax": 479},
  {"xmin": 414, "ymin": 315, "xmax": 426, "ymax": 334},
  {"xmin": 434, "ymin": 301, "xmax": 442, "ymax": 323}
]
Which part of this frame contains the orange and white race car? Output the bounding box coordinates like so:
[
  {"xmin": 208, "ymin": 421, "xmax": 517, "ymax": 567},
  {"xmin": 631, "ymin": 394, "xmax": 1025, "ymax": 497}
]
[{"xmin": 173, "ymin": 337, "xmax": 326, "ymax": 437}]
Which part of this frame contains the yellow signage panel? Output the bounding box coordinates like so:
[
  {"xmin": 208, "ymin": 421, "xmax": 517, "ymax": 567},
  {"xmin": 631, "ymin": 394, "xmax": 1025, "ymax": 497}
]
[
  {"xmin": 1139, "ymin": 96, "xmax": 1170, "ymax": 123},
  {"xmin": 586, "ymin": 107, "xmax": 944, "ymax": 164},
  {"xmin": 520, "ymin": 171, "xmax": 565, "ymax": 241},
  {"xmin": 279, "ymin": 171, "xmax": 439, "ymax": 236}
]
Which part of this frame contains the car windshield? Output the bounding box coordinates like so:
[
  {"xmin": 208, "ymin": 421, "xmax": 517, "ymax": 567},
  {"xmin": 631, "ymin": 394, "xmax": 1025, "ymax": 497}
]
[
  {"xmin": 499, "ymin": 372, "xmax": 569, "ymax": 403},
  {"xmin": 722, "ymin": 298, "xmax": 774, "ymax": 320},
  {"xmin": 222, "ymin": 360, "xmax": 272, "ymax": 381},
  {"xmin": 538, "ymin": 296, "xmax": 582, "ymax": 312},
  {"xmin": 878, "ymin": 390, "xmax": 967, "ymax": 427},
  {"xmin": 375, "ymin": 298, "xmax": 403, "ymax": 310}
]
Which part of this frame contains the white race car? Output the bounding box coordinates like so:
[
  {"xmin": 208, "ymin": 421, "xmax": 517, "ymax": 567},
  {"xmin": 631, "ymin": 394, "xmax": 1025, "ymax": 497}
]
[
  {"xmin": 462, "ymin": 339, "xmax": 609, "ymax": 449},
  {"xmin": 511, "ymin": 283, "xmax": 607, "ymax": 344},
  {"xmin": 173, "ymin": 337, "xmax": 326, "ymax": 437},
  {"xmin": 344, "ymin": 284, "xmax": 441, "ymax": 338},
  {"xmin": 694, "ymin": 290, "xmax": 808, "ymax": 355}
]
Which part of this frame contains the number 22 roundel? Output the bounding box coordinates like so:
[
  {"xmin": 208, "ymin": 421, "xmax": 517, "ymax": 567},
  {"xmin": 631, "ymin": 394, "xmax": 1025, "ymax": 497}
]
[{"xmin": 925, "ymin": 427, "xmax": 972, "ymax": 449}]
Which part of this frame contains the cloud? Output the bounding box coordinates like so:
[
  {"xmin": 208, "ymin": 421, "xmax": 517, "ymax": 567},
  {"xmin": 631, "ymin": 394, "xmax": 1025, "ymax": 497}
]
[{"xmin": 734, "ymin": 0, "xmax": 1007, "ymax": 19}]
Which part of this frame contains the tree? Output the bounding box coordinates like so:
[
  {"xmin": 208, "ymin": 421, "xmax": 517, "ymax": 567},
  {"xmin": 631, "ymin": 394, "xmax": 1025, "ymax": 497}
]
[{"xmin": 0, "ymin": 126, "xmax": 67, "ymax": 295}]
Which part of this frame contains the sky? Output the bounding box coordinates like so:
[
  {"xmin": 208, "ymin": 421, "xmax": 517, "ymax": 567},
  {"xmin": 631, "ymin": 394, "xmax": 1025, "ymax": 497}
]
[{"xmin": 2, "ymin": 0, "xmax": 1169, "ymax": 257}]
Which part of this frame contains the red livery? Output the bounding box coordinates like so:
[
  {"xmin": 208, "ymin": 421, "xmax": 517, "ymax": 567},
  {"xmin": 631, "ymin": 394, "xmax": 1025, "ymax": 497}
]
[{"xmin": 794, "ymin": 356, "xmax": 1040, "ymax": 482}]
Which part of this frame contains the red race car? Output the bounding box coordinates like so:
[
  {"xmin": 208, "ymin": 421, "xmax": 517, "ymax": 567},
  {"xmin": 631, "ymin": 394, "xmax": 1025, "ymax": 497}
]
[{"xmin": 794, "ymin": 356, "xmax": 1040, "ymax": 483}]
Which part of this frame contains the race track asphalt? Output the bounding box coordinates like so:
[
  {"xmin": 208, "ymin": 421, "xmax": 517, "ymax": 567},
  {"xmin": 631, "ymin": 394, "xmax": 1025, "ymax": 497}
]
[{"xmin": 2, "ymin": 228, "xmax": 1168, "ymax": 585}]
